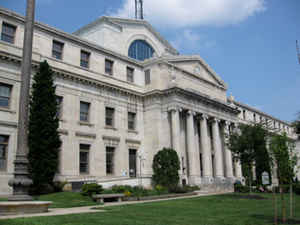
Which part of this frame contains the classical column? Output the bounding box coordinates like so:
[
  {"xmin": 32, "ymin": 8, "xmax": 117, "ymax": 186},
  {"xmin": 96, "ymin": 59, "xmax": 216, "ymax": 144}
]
[
  {"xmin": 199, "ymin": 114, "xmax": 213, "ymax": 180},
  {"xmin": 8, "ymin": 0, "xmax": 35, "ymax": 201},
  {"xmin": 169, "ymin": 107, "xmax": 181, "ymax": 174},
  {"xmin": 223, "ymin": 122, "xmax": 234, "ymax": 178},
  {"xmin": 212, "ymin": 118, "xmax": 224, "ymax": 178},
  {"xmin": 186, "ymin": 110, "xmax": 200, "ymax": 185}
]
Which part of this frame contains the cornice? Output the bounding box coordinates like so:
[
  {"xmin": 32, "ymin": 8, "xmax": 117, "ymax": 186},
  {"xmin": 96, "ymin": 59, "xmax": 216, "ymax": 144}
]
[{"xmin": 232, "ymin": 100, "xmax": 291, "ymax": 126}]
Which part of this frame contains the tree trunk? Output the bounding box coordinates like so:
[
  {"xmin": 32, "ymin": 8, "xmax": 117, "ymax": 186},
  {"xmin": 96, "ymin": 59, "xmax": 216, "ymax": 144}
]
[
  {"xmin": 273, "ymin": 186, "xmax": 277, "ymax": 225},
  {"xmin": 289, "ymin": 183, "xmax": 293, "ymax": 218},
  {"xmin": 280, "ymin": 185, "xmax": 286, "ymax": 223}
]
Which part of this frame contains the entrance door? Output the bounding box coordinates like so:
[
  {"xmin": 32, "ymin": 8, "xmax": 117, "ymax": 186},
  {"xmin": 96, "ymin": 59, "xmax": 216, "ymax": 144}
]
[{"xmin": 129, "ymin": 149, "xmax": 137, "ymax": 178}]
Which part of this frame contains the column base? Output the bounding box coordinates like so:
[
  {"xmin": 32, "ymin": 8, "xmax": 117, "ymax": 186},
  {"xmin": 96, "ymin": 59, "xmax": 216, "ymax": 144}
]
[{"xmin": 188, "ymin": 175, "xmax": 201, "ymax": 186}]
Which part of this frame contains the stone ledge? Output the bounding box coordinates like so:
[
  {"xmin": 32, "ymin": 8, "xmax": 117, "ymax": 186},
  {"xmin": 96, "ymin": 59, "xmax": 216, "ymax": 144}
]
[{"xmin": 0, "ymin": 201, "xmax": 52, "ymax": 216}]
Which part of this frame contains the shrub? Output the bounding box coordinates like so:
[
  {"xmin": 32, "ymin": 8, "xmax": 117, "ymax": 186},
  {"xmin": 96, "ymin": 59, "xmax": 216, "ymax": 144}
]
[
  {"xmin": 234, "ymin": 183, "xmax": 250, "ymax": 193},
  {"xmin": 111, "ymin": 185, "xmax": 133, "ymax": 193},
  {"xmin": 155, "ymin": 185, "xmax": 169, "ymax": 195},
  {"xmin": 52, "ymin": 181, "xmax": 68, "ymax": 193},
  {"xmin": 295, "ymin": 184, "xmax": 300, "ymax": 195},
  {"xmin": 81, "ymin": 183, "xmax": 103, "ymax": 197},
  {"xmin": 152, "ymin": 148, "xmax": 180, "ymax": 191}
]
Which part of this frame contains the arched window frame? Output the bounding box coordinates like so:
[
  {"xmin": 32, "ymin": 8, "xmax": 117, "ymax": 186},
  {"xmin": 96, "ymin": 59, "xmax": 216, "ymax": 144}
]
[{"xmin": 128, "ymin": 40, "xmax": 155, "ymax": 61}]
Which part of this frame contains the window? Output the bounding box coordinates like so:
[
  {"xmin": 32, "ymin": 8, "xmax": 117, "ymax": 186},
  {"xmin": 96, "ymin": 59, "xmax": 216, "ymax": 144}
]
[
  {"xmin": 145, "ymin": 69, "xmax": 150, "ymax": 85},
  {"xmin": 0, "ymin": 135, "xmax": 9, "ymax": 171},
  {"xmin": 106, "ymin": 147, "xmax": 115, "ymax": 175},
  {"xmin": 128, "ymin": 40, "xmax": 155, "ymax": 61},
  {"xmin": 242, "ymin": 110, "xmax": 246, "ymax": 120},
  {"xmin": 128, "ymin": 112, "xmax": 136, "ymax": 130},
  {"xmin": 105, "ymin": 107, "xmax": 115, "ymax": 127},
  {"xmin": 0, "ymin": 83, "xmax": 12, "ymax": 108},
  {"xmin": 79, "ymin": 144, "xmax": 90, "ymax": 174},
  {"xmin": 129, "ymin": 149, "xmax": 137, "ymax": 178},
  {"xmin": 80, "ymin": 101, "xmax": 90, "ymax": 122},
  {"xmin": 80, "ymin": 50, "xmax": 90, "ymax": 68},
  {"xmin": 105, "ymin": 59, "xmax": 113, "ymax": 75},
  {"xmin": 253, "ymin": 113, "xmax": 256, "ymax": 122},
  {"xmin": 126, "ymin": 67, "xmax": 134, "ymax": 83},
  {"xmin": 52, "ymin": 40, "xmax": 64, "ymax": 60},
  {"xmin": 1, "ymin": 22, "xmax": 16, "ymax": 44},
  {"xmin": 56, "ymin": 96, "xmax": 63, "ymax": 119}
]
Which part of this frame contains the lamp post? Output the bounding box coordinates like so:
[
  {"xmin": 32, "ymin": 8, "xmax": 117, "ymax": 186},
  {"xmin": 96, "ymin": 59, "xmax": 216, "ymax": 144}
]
[{"xmin": 8, "ymin": 0, "xmax": 36, "ymax": 201}]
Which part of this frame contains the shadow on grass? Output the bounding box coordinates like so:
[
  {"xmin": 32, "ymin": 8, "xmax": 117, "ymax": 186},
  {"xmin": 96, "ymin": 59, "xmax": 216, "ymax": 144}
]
[
  {"xmin": 217, "ymin": 194, "xmax": 267, "ymax": 200},
  {"xmin": 252, "ymin": 214, "xmax": 300, "ymax": 225}
]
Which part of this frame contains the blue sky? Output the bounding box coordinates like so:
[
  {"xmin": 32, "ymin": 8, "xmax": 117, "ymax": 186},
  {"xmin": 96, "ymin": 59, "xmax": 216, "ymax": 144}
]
[{"xmin": 1, "ymin": 0, "xmax": 300, "ymax": 122}]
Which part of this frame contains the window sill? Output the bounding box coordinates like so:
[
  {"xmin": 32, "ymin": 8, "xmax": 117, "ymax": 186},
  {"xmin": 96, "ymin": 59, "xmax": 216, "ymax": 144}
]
[
  {"xmin": 78, "ymin": 121, "xmax": 94, "ymax": 127},
  {"xmin": 105, "ymin": 126, "xmax": 117, "ymax": 131},
  {"xmin": 0, "ymin": 107, "xmax": 16, "ymax": 114},
  {"xmin": 127, "ymin": 129, "xmax": 138, "ymax": 134}
]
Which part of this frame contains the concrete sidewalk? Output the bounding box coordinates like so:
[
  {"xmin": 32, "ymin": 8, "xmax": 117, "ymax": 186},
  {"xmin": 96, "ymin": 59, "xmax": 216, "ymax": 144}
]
[{"xmin": 0, "ymin": 192, "xmax": 223, "ymax": 220}]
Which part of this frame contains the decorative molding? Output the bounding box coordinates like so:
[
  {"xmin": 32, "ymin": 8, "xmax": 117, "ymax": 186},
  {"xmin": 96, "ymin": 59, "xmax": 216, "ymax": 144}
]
[
  {"xmin": 75, "ymin": 131, "xmax": 96, "ymax": 139},
  {"xmin": 102, "ymin": 135, "xmax": 120, "ymax": 147},
  {"xmin": 78, "ymin": 121, "xmax": 94, "ymax": 127},
  {"xmin": 125, "ymin": 139, "xmax": 141, "ymax": 149},
  {"xmin": 0, "ymin": 120, "xmax": 18, "ymax": 128}
]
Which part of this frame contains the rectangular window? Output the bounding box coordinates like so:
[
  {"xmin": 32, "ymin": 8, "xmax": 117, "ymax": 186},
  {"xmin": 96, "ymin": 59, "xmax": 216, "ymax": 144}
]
[
  {"xmin": 0, "ymin": 83, "xmax": 12, "ymax": 108},
  {"xmin": 52, "ymin": 40, "xmax": 64, "ymax": 60},
  {"xmin": 126, "ymin": 67, "xmax": 134, "ymax": 83},
  {"xmin": 79, "ymin": 144, "xmax": 90, "ymax": 174},
  {"xmin": 145, "ymin": 69, "xmax": 150, "ymax": 85},
  {"xmin": 242, "ymin": 110, "xmax": 246, "ymax": 120},
  {"xmin": 105, "ymin": 107, "xmax": 115, "ymax": 127},
  {"xmin": 56, "ymin": 96, "xmax": 63, "ymax": 119},
  {"xmin": 128, "ymin": 112, "xmax": 136, "ymax": 130},
  {"xmin": 80, "ymin": 50, "xmax": 90, "ymax": 68},
  {"xmin": 0, "ymin": 135, "xmax": 9, "ymax": 171},
  {"xmin": 106, "ymin": 147, "xmax": 115, "ymax": 175},
  {"xmin": 129, "ymin": 149, "xmax": 137, "ymax": 178},
  {"xmin": 80, "ymin": 101, "xmax": 90, "ymax": 122},
  {"xmin": 1, "ymin": 22, "xmax": 16, "ymax": 44},
  {"xmin": 105, "ymin": 59, "xmax": 114, "ymax": 75}
]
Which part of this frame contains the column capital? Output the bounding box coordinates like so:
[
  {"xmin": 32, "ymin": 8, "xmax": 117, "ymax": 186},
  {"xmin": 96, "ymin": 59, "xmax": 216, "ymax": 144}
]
[
  {"xmin": 187, "ymin": 110, "xmax": 196, "ymax": 116},
  {"xmin": 168, "ymin": 106, "xmax": 182, "ymax": 113},
  {"xmin": 211, "ymin": 117, "xmax": 221, "ymax": 123},
  {"xmin": 199, "ymin": 113, "xmax": 209, "ymax": 120}
]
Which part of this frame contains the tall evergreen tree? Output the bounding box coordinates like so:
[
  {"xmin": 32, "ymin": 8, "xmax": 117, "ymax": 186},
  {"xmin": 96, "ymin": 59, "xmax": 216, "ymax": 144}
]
[{"xmin": 28, "ymin": 60, "xmax": 61, "ymax": 194}]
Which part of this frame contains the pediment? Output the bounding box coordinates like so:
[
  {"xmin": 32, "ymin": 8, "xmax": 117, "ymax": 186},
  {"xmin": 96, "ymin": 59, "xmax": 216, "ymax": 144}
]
[{"xmin": 166, "ymin": 56, "xmax": 227, "ymax": 89}]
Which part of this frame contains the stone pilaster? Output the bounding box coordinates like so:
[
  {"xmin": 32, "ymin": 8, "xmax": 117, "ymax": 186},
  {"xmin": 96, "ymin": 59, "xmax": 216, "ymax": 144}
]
[
  {"xmin": 186, "ymin": 110, "xmax": 201, "ymax": 185},
  {"xmin": 212, "ymin": 118, "xmax": 224, "ymax": 179},
  {"xmin": 199, "ymin": 114, "xmax": 213, "ymax": 183}
]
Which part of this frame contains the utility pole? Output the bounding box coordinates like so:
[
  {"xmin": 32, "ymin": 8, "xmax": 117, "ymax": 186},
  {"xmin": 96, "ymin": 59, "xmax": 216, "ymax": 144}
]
[{"xmin": 8, "ymin": 0, "xmax": 36, "ymax": 201}]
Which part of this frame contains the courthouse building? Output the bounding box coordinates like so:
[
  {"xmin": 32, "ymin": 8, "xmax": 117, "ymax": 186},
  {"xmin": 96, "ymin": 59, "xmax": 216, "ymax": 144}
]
[{"xmin": 0, "ymin": 7, "xmax": 299, "ymax": 194}]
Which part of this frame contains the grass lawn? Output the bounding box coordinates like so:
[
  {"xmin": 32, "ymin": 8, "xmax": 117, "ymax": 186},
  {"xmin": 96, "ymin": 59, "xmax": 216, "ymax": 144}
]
[
  {"xmin": 1, "ymin": 193, "xmax": 300, "ymax": 225},
  {"xmin": 33, "ymin": 192, "xmax": 99, "ymax": 208}
]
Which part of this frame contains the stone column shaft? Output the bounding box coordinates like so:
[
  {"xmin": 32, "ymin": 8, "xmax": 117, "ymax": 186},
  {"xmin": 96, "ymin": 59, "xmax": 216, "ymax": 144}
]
[
  {"xmin": 170, "ymin": 107, "xmax": 181, "ymax": 174},
  {"xmin": 186, "ymin": 111, "xmax": 200, "ymax": 184},
  {"xmin": 199, "ymin": 115, "xmax": 212, "ymax": 178},
  {"xmin": 224, "ymin": 123, "xmax": 234, "ymax": 178},
  {"xmin": 212, "ymin": 118, "xmax": 224, "ymax": 178}
]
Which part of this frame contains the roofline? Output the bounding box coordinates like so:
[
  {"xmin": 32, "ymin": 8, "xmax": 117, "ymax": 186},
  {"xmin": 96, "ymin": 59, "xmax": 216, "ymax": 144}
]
[
  {"xmin": 73, "ymin": 16, "xmax": 179, "ymax": 55},
  {"xmin": 232, "ymin": 100, "xmax": 291, "ymax": 126}
]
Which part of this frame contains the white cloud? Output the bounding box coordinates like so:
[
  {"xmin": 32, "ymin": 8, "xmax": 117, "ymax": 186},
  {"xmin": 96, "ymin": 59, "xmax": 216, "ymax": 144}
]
[
  {"xmin": 112, "ymin": 0, "xmax": 266, "ymax": 27},
  {"xmin": 171, "ymin": 29, "xmax": 216, "ymax": 51}
]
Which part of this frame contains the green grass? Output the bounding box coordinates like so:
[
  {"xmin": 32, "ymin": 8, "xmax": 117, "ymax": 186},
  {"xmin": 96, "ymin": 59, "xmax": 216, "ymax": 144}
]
[
  {"xmin": 34, "ymin": 192, "xmax": 99, "ymax": 208},
  {"xmin": 1, "ymin": 193, "xmax": 300, "ymax": 225}
]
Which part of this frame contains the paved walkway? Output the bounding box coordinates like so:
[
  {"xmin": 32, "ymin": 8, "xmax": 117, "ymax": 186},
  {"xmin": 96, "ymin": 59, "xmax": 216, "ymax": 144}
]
[{"xmin": 0, "ymin": 192, "xmax": 224, "ymax": 220}]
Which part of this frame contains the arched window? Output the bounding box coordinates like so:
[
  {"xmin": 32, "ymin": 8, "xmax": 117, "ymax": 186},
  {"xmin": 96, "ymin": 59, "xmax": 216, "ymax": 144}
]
[{"xmin": 128, "ymin": 40, "xmax": 155, "ymax": 61}]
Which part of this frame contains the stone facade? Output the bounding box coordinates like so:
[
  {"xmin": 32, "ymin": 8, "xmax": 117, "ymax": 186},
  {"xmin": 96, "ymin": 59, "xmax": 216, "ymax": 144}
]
[{"xmin": 0, "ymin": 7, "xmax": 299, "ymax": 195}]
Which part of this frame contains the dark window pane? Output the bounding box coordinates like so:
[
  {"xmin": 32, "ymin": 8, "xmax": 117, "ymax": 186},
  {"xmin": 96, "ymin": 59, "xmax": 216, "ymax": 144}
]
[
  {"xmin": 128, "ymin": 40, "xmax": 154, "ymax": 61},
  {"xmin": 129, "ymin": 149, "xmax": 137, "ymax": 178},
  {"xmin": 1, "ymin": 23, "xmax": 16, "ymax": 44},
  {"xmin": 80, "ymin": 51, "xmax": 90, "ymax": 68},
  {"xmin": 0, "ymin": 135, "xmax": 9, "ymax": 171},
  {"xmin": 105, "ymin": 107, "xmax": 114, "ymax": 126},
  {"xmin": 52, "ymin": 41, "xmax": 64, "ymax": 60},
  {"xmin": 80, "ymin": 102, "xmax": 90, "ymax": 122},
  {"xmin": 105, "ymin": 59, "xmax": 113, "ymax": 75},
  {"xmin": 80, "ymin": 144, "xmax": 90, "ymax": 174},
  {"xmin": 128, "ymin": 112, "xmax": 136, "ymax": 130},
  {"xmin": 106, "ymin": 147, "xmax": 114, "ymax": 174},
  {"xmin": 0, "ymin": 83, "xmax": 12, "ymax": 108},
  {"xmin": 127, "ymin": 67, "xmax": 134, "ymax": 83}
]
